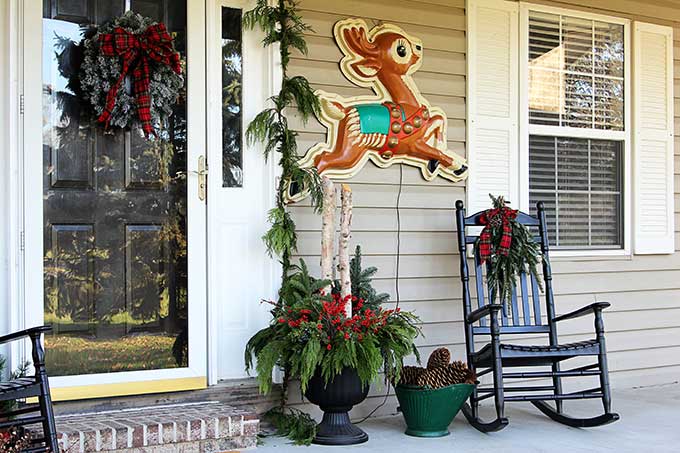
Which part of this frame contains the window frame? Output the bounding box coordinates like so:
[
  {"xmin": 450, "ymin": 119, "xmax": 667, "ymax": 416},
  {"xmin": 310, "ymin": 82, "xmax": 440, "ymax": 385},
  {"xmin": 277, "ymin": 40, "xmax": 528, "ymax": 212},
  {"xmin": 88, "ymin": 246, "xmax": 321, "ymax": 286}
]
[{"xmin": 518, "ymin": 3, "xmax": 632, "ymax": 257}]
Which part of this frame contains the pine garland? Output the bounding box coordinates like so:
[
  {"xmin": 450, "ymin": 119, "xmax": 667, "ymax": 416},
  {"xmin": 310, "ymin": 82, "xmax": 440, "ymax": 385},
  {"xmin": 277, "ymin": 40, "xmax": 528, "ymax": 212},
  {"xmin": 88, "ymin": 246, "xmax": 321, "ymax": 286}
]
[
  {"xmin": 243, "ymin": 0, "xmax": 322, "ymax": 274},
  {"xmin": 262, "ymin": 406, "xmax": 317, "ymax": 446},
  {"xmin": 477, "ymin": 195, "xmax": 543, "ymax": 315}
]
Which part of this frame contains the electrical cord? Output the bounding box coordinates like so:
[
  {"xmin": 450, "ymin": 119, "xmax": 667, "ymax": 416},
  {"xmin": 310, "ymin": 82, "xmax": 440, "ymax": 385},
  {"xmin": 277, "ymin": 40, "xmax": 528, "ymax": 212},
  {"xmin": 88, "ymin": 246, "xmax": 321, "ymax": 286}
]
[{"xmin": 355, "ymin": 165, "xmax": 404, "ymax": 424}]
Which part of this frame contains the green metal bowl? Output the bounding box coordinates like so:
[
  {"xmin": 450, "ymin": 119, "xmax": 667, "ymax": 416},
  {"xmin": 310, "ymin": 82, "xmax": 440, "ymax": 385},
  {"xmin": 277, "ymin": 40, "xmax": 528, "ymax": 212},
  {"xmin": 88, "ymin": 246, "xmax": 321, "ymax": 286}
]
[{"xmin": 395, "ymin": 383, "xmax": 475, "ymax": 437}]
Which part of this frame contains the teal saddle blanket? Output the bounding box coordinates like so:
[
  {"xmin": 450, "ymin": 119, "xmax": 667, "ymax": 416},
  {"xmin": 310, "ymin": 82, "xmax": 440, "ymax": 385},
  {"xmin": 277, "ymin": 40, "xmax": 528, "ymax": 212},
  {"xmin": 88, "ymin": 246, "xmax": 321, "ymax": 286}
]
[{"xmin": 354, "ymin": 104, "xmax": 405, "ymax": 135}]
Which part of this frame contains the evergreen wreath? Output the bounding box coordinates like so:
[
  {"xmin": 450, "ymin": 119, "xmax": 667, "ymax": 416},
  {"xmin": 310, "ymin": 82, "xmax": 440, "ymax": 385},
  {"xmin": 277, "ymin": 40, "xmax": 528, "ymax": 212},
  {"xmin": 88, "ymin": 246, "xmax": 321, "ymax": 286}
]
[
  {"xmin": 475, "ymin": 194, "xmax": 543, "ymax": 315},
  {"xmin": 243, "ymin": 0, "xmax": 323, "ymax": 274},
  {"xmin": 79, "ymin": 11, "xmax": 184, "ymax": 135}
]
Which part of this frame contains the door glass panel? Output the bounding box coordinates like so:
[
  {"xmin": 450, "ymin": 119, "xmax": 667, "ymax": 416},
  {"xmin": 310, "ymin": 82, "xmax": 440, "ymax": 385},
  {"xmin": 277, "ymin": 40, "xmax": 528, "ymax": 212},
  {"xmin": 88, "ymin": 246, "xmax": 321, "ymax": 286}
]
[
  {"xmin": 221, "ymin": 7, "xmax": 243, "ymax": 187},
  {"xmin": 42, "ymin": 0, "xmax": 189, "ymax": 376}
]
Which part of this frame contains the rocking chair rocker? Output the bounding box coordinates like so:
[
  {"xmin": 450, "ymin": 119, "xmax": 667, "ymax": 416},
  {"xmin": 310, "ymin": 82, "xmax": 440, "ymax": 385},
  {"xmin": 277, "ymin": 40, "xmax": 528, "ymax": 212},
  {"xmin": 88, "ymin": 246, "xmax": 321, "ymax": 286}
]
[{"xmin": 455, "ymin": 200, "xmax": 620, "ymax": 432}]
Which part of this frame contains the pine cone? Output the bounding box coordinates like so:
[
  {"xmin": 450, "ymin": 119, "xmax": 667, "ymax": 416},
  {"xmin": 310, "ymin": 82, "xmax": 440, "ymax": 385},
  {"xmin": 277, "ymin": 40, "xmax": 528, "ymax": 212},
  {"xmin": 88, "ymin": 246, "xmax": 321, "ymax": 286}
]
[
  {"xmin": 426, "ymin": 347, "xmax": 451, "ymax": 369},
  {"xmin": 451, "ymin": 360, "xmax": 477, "ymax": 385},
  {"xmin": 416, "ymin": 362, "xmax": 476, "ymax": 389},
  {"xmin": 397, "ymin": 366, "xmax": 426, "ymax": 386}
]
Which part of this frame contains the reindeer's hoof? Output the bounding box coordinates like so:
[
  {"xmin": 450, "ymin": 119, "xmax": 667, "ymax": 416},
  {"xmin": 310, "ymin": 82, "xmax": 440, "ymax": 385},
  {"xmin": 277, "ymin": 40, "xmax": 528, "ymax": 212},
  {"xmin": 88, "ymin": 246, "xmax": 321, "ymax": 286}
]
[
  {"xmin": 453, "ymin": 164, "xmax": 468, "ymax": 176},
  {"xmin": 427, "ymin": 159, "xmax": 440, "ymax": 174},
  {"xmin": 288, "ymin": 180, "xmax": 302, "ymax": 198}
]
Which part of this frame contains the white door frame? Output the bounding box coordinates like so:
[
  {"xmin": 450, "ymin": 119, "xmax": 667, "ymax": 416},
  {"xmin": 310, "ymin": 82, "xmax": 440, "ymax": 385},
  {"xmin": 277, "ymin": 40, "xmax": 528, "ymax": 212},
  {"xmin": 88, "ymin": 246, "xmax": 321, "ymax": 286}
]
[
  {"xmin": 205, "ymin": 0, "xmax": 280, "ymax": 384},
  {"xmin": 6, "ymin": 0, "xmax": 26, "ymax": 369},
  {"xmin": 18, "ymin": 0, "xmax": 209, "ymax": 399}
]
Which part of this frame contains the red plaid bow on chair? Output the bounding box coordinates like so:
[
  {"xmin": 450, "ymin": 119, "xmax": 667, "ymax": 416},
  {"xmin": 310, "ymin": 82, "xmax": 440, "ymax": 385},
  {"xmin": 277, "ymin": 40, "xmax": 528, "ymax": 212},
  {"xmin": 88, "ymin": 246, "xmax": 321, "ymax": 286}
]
[
  {"xmin": 478, "ymin": 206, "xmax": 518, "ymax": 263},
  {"xmin": 97, "ymin": 23, "xmax": 182, "ymax": 136}
]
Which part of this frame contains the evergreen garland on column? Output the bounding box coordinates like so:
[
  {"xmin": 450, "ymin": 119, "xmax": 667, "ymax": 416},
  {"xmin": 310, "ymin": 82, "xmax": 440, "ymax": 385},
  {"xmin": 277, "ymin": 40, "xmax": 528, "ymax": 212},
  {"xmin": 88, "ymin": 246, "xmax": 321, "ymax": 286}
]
[
  {"xmin": 244, "ymin": 0, "xmax": 322, "ymax": 276},
  {"xmin": 243, "ymin": 0, "xmax": 321, "ymax": 435}
]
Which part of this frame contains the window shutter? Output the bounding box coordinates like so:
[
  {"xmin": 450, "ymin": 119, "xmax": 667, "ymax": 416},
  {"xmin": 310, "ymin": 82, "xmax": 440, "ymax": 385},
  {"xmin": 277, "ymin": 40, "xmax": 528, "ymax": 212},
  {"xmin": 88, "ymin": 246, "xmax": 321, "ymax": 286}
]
[
  {"xmin": 467, "ymin": 0, "xmax": 519, "ymax": 214},
  {"xmin": 633, "ymin": 22, "xmax": 675, "ymax": 254}
]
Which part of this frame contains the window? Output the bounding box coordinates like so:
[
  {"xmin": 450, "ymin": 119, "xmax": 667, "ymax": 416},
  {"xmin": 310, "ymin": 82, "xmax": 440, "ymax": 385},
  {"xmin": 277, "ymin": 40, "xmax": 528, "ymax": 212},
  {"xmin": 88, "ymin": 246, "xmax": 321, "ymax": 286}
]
[
  {"xmin": 222, "ymin": 7, "xmax": 243, "ymax": 187},
  {"xmin": 469, "ymin": 0, "xmax": 673, "ymax": 255},
  {"xmin": 525, "ymin": 9, "xmax": 628, "ymax": 250}
]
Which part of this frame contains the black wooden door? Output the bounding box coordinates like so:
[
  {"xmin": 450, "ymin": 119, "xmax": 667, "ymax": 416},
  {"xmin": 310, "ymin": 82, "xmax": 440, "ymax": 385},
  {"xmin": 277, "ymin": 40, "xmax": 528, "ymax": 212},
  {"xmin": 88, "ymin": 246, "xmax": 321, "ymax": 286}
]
[{"xmin": 42, "ymin": 0, "xmax": 189, "ymax": 376}]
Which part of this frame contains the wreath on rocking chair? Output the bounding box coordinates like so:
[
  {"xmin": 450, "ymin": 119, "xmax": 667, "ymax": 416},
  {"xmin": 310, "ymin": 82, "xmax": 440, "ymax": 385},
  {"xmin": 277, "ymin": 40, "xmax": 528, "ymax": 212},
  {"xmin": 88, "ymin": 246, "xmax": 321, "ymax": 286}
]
[
  {"xmin": 475, "ymin": 194, "xmax": 544, "ymax": 316},
  {"xmin": 79, "ymin": 11, "xmax": 185, "ymax": 137}
]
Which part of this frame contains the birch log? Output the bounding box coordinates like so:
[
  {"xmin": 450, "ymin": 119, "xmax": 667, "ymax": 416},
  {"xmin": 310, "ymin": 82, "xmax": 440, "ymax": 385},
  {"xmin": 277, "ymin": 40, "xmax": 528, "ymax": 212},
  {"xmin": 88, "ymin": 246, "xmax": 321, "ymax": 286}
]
[
  {"xmin": 338, "ymin": 184, "xmax": 353, "ymax": 314},
  {"xmin": 320, "ymin": 176, "xmax": 336, "ymax": 292}
]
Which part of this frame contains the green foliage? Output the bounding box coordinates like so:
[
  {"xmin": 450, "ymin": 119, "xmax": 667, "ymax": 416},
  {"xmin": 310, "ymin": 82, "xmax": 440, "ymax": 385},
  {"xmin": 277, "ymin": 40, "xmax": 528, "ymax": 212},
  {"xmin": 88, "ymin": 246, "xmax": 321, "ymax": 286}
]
[
  {"xmin": 478, "ymin": 195, "xmax": 544, "ymax": 314},
  {"xmin": 262, "ymin": 207, "xmax": 298, "ymax": 261},
  {"xmin": 245, "ymin": 258, "xmax": 422, "ymax": 395},
  {"xmin": 0, "ymin": 356, "xmax": 30, "ymax": 415},
  {"xmin": 263, "ymin": 406, "xmax": 318, "ymax": 445},
  {"xmin": 243, "ymin": 0, "xmax": 322, "ymax": 271},
  {"xmin": 80, "ymin": 11, "xmax": 185, "ymax": 132},
  {"xmin": 348, "ymin": 246, "xmax": 390, "ymax": 313}
]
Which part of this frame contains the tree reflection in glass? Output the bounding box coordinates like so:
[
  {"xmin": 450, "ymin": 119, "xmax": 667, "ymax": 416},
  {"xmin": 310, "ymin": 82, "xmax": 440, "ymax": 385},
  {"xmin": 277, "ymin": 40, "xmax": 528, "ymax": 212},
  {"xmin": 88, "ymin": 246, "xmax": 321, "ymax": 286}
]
[
  {"xmin": 222, "ymin": 7, "xmax": 243, "ymax": 188},
  {"xmin": 528, "ymin": 12, "xmax": 624, "ymax": 131}
]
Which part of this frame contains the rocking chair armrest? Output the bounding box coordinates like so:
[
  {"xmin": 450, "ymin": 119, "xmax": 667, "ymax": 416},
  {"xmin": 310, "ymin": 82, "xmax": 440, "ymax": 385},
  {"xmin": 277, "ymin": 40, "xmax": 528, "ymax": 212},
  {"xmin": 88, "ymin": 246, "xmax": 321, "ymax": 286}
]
[
  {"xmin": 552, "ymin": 302, "xmax": 611, "ymax": 323},
  {"xmin": 467, "ymin": 304, "xmax": 504, "ymax": 324},
  {"xmin": 0, "ymin": 326, "xmax": 52, "ymax": 345}
]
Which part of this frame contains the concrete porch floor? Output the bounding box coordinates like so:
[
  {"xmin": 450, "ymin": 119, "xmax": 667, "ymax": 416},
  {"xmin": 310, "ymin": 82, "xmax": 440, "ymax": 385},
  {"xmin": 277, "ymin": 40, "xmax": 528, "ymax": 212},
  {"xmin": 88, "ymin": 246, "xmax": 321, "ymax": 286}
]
[{"xmin": 258, "ymin": 383, "xmax": 680, "ymax": 452}]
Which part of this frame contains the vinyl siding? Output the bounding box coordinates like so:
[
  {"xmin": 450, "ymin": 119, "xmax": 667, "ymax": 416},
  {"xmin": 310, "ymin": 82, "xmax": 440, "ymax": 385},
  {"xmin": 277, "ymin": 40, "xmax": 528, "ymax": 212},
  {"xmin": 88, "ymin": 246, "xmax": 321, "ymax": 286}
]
[{"xmin": 287, "ymin": 0, "xmax": 680, "ymax": 418}]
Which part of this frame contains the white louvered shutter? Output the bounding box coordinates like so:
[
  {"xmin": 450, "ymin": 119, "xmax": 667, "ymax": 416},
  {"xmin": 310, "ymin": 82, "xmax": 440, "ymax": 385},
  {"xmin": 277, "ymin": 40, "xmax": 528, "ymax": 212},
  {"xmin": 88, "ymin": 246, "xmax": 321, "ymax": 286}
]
[
  {"xmin": 633, "ymin": 22, "xmax": 675, "ymax": 254},
  {"xmin": 467, "ymin": 0, "xmax": 519, "ymax": 214}
]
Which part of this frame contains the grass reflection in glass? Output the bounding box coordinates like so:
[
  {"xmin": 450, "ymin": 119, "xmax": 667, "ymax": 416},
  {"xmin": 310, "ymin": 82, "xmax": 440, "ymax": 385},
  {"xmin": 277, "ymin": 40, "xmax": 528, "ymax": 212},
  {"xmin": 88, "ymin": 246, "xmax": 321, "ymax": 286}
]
[{"xmin": 44, "ymin": 334, "xmax": 181, "ymax": 375}]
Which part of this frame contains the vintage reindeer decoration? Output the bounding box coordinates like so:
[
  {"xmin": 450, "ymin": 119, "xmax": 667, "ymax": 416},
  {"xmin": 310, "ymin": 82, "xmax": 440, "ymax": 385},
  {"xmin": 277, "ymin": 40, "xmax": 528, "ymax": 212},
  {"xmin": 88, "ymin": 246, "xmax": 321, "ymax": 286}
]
[{"xmin": 296, "ymin": 18, "xmax": 468, "ymax": 193}]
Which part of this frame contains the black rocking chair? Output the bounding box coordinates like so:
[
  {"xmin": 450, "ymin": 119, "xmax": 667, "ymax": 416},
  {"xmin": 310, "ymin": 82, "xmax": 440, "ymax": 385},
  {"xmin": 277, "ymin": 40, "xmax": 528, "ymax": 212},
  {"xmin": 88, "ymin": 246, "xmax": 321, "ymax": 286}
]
[
  {"xmin": 455, "ymin": 200, "xmax": 620, "ymax": 432},
  {"xmin": 0, "ymin": 326, "xmax": 59, "ymax": 452}
]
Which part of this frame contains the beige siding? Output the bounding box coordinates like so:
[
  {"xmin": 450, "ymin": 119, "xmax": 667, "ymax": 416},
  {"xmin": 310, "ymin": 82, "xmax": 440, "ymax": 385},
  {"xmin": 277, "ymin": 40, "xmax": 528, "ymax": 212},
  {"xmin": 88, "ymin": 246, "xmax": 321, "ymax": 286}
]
[{"xmin": 288, "ymin": 0, "xmax": 680, "ymax": 417}]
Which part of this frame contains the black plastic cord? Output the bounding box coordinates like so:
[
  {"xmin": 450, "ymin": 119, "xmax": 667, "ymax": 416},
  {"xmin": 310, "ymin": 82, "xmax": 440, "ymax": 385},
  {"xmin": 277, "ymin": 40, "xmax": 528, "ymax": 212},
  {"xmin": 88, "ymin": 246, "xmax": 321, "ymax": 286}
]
[
  {"xmin": 355, "ymin": 165, "xmax": 404, "ymax": 424},
  {"xmin": 395, "ymin": 164, "xmax": 403, "ymax": 309}
]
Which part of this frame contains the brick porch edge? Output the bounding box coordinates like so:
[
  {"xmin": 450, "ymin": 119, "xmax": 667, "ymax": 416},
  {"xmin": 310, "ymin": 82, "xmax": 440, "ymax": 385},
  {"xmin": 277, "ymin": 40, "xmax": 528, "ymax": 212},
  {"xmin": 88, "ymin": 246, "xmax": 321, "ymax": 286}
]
[{"xmin": 46, "ymin": 402, "xmax": 259, "ymax": 453}]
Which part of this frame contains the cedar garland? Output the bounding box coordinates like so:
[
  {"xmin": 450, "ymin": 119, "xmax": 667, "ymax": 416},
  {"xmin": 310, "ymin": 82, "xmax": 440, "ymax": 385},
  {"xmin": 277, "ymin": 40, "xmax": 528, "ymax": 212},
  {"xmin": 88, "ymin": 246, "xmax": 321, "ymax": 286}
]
[
  {"xmin": 244, "ymin": 0, "xmax": 322, "ymax": 276},
  {"xmin": 242, "ymin": 2, "xmax": 321, "ymax": 440}
]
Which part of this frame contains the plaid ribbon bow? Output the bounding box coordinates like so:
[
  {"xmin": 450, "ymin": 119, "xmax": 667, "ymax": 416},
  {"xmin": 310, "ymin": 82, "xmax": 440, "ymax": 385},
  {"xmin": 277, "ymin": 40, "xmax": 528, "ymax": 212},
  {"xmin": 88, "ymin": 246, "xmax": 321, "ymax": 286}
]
[
  {"xmin": 478, "ymin": 206, "xmax": 518, "ymax": 263},
  {"xmin": 97, "ymin": 23, "xmax": 182, "ymax": 136}
]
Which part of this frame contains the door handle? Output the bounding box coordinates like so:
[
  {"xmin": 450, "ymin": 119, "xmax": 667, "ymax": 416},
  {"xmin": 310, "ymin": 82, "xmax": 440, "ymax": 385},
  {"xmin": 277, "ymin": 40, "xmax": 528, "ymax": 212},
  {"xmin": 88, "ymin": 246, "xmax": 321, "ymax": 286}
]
[{"xmin": 189, "ymin": 156, "xmax": 208, "ymax": 201}]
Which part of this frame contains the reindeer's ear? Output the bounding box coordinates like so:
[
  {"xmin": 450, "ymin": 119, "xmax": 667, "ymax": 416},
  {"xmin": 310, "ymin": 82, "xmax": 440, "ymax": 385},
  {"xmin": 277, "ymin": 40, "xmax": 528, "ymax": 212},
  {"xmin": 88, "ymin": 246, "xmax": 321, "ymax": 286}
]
[{"xmin": 350, "ymin": 58, "xmax": 382, "ymax": 79}]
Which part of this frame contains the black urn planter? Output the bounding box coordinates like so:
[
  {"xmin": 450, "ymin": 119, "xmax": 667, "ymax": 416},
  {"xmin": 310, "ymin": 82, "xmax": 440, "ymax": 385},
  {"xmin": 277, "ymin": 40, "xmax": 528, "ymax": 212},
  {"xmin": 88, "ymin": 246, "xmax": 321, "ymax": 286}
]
[{"xmin": 304, "ymin": 367, "xmax": 370, "ymax": 445}]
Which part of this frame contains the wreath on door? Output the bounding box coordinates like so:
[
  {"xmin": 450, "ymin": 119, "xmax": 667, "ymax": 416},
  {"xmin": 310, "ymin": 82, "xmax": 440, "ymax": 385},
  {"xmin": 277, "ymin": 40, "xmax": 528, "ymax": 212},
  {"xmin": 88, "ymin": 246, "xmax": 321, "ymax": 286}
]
[{"xmin": 79, "ymin": 11, "xmax": 185, "ymax": 136}]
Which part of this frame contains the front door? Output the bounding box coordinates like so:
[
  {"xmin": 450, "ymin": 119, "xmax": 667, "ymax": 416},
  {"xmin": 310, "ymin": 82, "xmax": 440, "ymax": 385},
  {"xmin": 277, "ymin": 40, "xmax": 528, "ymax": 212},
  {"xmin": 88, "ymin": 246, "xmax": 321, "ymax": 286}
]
[{"xmin": 23, "ymin": 0, "xmax": 208, "ymax": 398}]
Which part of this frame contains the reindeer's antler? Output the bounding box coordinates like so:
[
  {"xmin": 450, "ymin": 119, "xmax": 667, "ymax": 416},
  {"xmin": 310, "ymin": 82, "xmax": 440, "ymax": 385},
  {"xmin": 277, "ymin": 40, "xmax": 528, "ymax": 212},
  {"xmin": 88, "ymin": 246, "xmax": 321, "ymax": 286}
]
[
  {"xmin": 337, "ymin": 21, "xmax": 382, "ymax": 79},
  {"xmin": 342, "ymin": 26, "xmax": 379, "ymax": 59}
]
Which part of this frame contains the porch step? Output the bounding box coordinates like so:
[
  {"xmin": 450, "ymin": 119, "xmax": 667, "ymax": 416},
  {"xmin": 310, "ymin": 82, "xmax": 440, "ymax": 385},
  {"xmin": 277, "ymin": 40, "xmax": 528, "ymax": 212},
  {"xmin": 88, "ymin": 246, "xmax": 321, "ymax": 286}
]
[
  {"xmin": 52, "ymin": 378, "xmax": 281, "ymax": 417},
  {"xmin": 46, "ymin": 401, "xmax": 259, "ymax": 452}
]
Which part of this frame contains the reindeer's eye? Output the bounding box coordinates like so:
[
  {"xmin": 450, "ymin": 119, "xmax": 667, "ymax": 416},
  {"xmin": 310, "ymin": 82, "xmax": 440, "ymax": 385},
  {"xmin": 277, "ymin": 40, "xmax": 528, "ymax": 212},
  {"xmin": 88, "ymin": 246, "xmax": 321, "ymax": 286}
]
[{"xmin": 392, "ymin": 39, "xmax": 412, "ymax": 64}]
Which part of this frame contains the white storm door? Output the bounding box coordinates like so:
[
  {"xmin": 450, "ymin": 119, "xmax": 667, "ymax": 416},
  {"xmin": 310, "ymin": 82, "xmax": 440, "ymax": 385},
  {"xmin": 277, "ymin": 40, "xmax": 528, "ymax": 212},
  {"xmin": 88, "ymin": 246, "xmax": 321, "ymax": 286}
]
[
  {"xmin": 206, "ymin": 0, "xmax": 278, "ymax": 382},
  {"xmin": 22, "ymin": 0, "xmax": 208, "ymax": 399}
]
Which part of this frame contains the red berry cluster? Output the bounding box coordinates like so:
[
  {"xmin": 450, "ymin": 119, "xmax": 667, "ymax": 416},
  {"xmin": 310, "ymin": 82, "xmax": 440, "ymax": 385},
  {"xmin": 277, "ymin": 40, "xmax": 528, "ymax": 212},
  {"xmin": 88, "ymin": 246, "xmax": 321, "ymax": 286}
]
[{"xmin": 275, "ymin": 292, "xmax": 401, "ymax": 352}]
